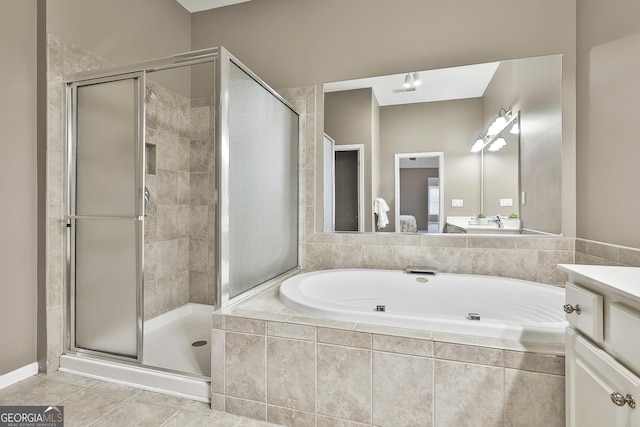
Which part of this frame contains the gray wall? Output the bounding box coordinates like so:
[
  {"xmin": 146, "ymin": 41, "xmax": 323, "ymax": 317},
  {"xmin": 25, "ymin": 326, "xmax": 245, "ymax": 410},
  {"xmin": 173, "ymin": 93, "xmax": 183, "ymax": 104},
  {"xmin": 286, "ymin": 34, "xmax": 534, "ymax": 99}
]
[
  {"xmin": 324, "ymin": 89, "xmax": 376, "ymax": 231},
  {"xmin": 48, "ymin": 0, "xmax": 191, "ymax": 95},
  {"xmin": 577, "ymin": 1, "xmax": 640, "ymax": 248},
  {"xmin": 0, "ymin": 0, "xmax": 38, "ymax": 375},
  {"xmin": 400, "ymin": 168, "xmax": 439, "ymax": 231},
  {"xmin": 191, "ymin": 0, "xmax": 577, "ymax": 238},
  {"xmin": 380, "ymin": 99, "xmax": 483, "ymax": 230},
  {"xmin": 482, "ymin": 56, "xmax": 563, "ymax": 233}
]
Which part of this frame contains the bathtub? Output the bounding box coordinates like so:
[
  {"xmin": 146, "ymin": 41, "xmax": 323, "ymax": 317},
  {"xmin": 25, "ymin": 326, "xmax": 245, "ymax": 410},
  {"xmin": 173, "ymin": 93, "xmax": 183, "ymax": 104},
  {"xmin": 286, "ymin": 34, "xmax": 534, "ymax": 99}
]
[{"xmin": 279, "ymin": 269, "xmax": 567, "ymax": 343}]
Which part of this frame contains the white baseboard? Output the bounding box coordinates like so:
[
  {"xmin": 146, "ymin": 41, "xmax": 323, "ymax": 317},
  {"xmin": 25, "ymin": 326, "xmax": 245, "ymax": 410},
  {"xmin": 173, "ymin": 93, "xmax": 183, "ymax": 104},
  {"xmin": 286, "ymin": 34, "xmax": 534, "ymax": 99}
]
[{"xmin": 0, "ymin": 362, "xmax": 39, "ymax": 390}]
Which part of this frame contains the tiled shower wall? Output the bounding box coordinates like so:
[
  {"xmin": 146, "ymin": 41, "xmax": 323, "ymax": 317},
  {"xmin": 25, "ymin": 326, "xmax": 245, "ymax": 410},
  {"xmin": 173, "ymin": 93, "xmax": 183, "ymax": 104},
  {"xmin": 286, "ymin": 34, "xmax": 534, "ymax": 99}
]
[
  {"xmin": 143, "ymin": 80, "xmax": 191, "ymax": 320},
  {"xmin": 143, "ymin": 83, "xmax": 216, "ymax": 320}
]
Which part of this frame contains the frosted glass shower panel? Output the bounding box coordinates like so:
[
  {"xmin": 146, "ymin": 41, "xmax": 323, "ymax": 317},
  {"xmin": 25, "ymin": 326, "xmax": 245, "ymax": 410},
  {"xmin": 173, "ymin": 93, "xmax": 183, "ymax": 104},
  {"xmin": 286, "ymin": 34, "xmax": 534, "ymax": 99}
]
[
  {"xmin": 227, "ymin": 63, "xmax": 299, "ymax": 299},
  {"xmin": 76, "ymin": 79, "xmax": 137, "ymax": 217},
  {"xmin": 74, "ymin": 219, "xmax": 138, "ymax": 357},
  {"xmin": 71, "ymin": 76, "xmax": 141, "ymax": 359}
]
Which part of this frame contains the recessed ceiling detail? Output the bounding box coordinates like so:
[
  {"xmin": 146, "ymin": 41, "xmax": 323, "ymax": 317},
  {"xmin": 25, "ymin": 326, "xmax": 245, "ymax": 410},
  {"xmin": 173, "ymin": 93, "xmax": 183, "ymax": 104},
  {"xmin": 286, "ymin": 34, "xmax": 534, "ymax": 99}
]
[{"xmin": 176, "ymin": 0, "xmax": 252, "ymax": 13}]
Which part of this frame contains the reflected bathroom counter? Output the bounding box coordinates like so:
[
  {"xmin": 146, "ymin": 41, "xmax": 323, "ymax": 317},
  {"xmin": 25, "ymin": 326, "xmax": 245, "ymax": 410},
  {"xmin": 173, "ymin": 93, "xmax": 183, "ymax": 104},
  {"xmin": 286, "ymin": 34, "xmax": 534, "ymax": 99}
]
[{"xmin": 444, "ymin": 216, "xmax": 521, "ymax": 234}]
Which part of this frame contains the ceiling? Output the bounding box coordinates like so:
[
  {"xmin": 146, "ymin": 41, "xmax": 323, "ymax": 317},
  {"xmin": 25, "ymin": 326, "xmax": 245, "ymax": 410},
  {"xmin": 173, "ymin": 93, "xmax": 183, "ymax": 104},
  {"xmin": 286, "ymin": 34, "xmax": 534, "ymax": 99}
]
[
  {"xmin": 324, "ymin": 61, "xmax": 500, "ymax": 107},
  {"xmin": 176, "ymin": 0, "xmax": 251, "ymax": 13}
]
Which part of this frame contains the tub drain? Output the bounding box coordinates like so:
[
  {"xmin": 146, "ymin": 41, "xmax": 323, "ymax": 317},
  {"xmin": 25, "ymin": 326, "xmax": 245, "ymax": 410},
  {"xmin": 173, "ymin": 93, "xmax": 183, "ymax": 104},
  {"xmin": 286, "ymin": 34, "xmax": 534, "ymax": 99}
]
[{"xmin": 192, "ymin": 340, "xmax": 208, "ymax": 347}]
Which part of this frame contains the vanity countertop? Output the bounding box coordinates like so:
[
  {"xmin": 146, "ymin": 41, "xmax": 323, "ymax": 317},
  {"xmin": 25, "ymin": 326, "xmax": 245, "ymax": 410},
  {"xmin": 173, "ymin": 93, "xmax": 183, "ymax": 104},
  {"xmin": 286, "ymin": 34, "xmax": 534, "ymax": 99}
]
[
  {"xmin": 558, "ymin": 264, "xmax": 640, "ymax": 303},
  {"xmin": 445, "ymin": 216, "xmax": 520, "ymax": 234}
]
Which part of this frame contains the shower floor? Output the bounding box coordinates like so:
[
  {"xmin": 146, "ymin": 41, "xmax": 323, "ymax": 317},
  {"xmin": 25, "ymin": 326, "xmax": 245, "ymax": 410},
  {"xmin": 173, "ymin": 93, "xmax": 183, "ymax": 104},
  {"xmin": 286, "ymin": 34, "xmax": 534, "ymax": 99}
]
[{"xmin": 143, "ymin": 303, "xmax": 214, "ymax": 377}]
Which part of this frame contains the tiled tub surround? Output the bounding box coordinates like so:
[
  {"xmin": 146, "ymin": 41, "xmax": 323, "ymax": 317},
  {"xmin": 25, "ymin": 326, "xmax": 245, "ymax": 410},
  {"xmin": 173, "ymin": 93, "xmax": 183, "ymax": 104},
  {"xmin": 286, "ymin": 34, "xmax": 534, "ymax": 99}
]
[
  {"xmin": 575, "ymin": 238, "xmax": 640, "ymax": 267},
  {"xmin": 211, "ymin": 283, "xmax": 566, "ymax": 427},
  {"xmin": 305, "ymin": 234, "xmax": 577, "ymax": 286}
]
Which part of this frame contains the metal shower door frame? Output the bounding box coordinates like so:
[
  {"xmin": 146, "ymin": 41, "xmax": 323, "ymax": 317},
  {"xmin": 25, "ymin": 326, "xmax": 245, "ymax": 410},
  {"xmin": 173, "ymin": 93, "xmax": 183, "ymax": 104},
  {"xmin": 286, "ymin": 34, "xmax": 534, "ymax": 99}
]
[{"xmin": 64, "ymin": 71, "xmax": 146, "ymax": 363}]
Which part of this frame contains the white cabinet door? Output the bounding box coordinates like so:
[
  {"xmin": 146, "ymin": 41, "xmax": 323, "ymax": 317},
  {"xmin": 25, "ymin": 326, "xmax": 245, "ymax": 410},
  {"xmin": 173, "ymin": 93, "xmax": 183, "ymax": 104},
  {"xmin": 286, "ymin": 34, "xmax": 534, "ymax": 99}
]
[{"xmin": 567, "ymin": 329, "xmax": 640, "ymax": 427}]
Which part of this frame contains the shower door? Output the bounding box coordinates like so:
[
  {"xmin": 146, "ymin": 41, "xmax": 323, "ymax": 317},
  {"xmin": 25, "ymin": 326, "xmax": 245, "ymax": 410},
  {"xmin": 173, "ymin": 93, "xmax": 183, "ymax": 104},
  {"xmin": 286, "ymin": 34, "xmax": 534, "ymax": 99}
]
[{"xmin": 66, "ymin": 73, "xmax": 145, "ymax": 360}]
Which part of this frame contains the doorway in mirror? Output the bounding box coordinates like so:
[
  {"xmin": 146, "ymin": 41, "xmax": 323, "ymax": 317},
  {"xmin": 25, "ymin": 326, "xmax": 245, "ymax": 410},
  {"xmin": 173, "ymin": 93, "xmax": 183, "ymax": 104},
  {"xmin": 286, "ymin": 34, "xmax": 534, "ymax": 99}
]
[{"xmin": 395, "ymin": 152, "xmax": 444, "ymax": 233}]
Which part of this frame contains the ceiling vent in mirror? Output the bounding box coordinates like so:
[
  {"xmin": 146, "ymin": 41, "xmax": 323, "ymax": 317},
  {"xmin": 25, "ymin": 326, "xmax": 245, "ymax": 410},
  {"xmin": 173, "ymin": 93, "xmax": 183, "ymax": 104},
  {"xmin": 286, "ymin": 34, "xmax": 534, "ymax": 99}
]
[{"xmin": 393, "ymin": 87, "xmax": 417, "ymax": 93}]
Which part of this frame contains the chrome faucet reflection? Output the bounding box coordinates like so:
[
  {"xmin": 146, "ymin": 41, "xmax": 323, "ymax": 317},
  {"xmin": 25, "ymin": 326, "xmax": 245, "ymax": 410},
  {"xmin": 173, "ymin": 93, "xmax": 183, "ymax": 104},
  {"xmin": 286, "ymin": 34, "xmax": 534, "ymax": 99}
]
[{"xmin": 490, "ymin": 215, "xmax": 504, "ymax": 228}]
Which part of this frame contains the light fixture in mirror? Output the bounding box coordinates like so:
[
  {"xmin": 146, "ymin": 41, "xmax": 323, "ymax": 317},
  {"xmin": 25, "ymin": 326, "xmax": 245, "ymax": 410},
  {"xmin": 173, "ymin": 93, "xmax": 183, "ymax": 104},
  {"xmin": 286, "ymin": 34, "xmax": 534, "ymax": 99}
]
[{"xmin": 323, "ymin": 54, "xmax": 562, "ymax": 236}]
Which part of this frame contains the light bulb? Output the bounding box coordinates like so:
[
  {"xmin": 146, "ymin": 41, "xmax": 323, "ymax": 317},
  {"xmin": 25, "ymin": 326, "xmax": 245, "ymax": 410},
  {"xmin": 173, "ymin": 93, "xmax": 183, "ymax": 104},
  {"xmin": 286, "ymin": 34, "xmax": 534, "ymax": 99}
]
[
  {"xmin": 403, "ymin": 73, "xmax": 413, "ymax": 88},
  {"xmin": 412, "ymin": 72, "xmax": 421, "ymax": 86},
  {"xmin": 471, "ymin": 138, "xmax": 484, "ymax": 152}
]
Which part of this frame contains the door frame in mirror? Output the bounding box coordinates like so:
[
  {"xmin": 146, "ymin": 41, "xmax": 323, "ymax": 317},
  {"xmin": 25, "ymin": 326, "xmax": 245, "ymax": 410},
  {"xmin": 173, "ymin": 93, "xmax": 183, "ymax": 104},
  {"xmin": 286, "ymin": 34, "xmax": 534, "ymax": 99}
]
[
  {"xmin": 394, "ymin": 152, "xmax": 445, "ymax": 233},
  {"xmin": 333, "ymin": 144, "xmax": 365, "ymax": 232}
]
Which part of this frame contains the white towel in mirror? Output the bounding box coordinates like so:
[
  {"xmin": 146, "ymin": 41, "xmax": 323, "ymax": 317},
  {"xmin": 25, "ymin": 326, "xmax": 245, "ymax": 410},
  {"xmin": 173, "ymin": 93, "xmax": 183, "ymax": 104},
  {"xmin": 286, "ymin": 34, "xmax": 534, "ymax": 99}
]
[{"xmin": 374, "ymin": 198, "xmax": 390, "ymax": 229}]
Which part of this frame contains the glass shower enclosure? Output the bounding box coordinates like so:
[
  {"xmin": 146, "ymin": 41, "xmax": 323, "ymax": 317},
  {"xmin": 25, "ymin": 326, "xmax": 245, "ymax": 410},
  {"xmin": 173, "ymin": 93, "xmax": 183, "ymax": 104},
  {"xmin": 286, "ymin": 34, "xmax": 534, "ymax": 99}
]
[{"xmin": 63, "ymin": 47, "xmax": 299, "ymax": 383}]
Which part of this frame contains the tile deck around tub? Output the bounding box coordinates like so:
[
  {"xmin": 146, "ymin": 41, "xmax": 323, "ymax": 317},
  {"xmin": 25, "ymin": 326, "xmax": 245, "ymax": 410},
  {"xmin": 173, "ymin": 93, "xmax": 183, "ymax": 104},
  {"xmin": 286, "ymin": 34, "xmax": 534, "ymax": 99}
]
[{"xmin": 212, "ymin": 279, "xmax": 566, "ymax": 426}]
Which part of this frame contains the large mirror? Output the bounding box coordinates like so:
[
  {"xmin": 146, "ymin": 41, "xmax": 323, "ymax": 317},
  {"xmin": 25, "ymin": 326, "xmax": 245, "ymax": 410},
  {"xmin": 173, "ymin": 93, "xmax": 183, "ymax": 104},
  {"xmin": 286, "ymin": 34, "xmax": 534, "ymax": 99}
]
[{"xmin": 323, "ymin": 54, "xmax": 562, "ymax": 235}]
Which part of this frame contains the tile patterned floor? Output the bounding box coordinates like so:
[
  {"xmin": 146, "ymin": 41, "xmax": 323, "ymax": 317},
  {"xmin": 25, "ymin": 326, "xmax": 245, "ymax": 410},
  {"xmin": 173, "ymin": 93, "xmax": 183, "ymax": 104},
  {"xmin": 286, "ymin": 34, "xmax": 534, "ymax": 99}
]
[{"xmin": 0, "ymin": 372, "xmax": 280, "ymax": 426}]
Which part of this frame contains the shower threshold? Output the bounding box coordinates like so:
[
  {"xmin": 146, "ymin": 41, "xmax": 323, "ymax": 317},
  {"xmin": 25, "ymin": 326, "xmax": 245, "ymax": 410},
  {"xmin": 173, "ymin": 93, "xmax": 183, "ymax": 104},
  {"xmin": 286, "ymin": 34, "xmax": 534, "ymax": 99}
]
[{"xmin": 59, "ymin": 303, "xmax": 215, "ymax": 403}]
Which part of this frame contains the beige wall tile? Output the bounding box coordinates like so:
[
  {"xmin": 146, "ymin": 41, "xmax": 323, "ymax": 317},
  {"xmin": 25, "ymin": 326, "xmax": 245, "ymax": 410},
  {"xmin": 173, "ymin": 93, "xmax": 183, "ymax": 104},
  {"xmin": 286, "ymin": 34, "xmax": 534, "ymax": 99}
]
[
  {"xmin": 537, "ymin": 250, "xmax": 574, "ymax": 285},
  {"xmin": 144, "ymin": 279, "xmax": 158, "ymax": 320},
  {"xmin": 332, "ymin": 244, "xmax": 363, "ymax": 269},
  {"xmin": 318, "ymin": 328, "xmax": 371, "ymax": 349},
  {"xmin": 189, "ymin": 172, "xmax": 211, "ymax": 205},
  {"xmin": 434, "ymin": 360, "xmax": 503, "ymax": 427},
  {"xmin": 267, "ymin": 321, "xmax": 317, "ymax": 341},
  {"xmin": 362, "ymin": 245, "xmax": 394, "ymax": 269},
  {"xmin": 373, "ymin": 351, "xmax": 433, "ymax": 426},
  {"xmin": 305, "ymin": 243, "xmax": 333, "ymax": 270},
  {"xmin": 157, "ymin": 131, "xmax": 179, "ymax": 171},
  {"xmin": 225, "ymin": 396, "xmax": 266, "ymax": 421},
  {"xmin": 422, "ymin": 235, "xmax": 467, "ymax": 248},
  {"xmin": 268, "ymin": 405, "xmax": 316, "ymax": 427},
  {"xmin": 178, "ymin": 239, "xmax": 191, "ymax": 272},
  {"xmin": 177, "ymin": 171, "xmax": 190, "ymax": 205},
  {"xmin": 210, "ymin": 329, "xmax": 225, "ymax": 394},
  {"xmin": 373, "ymin": 334, "xmax": 433, "ymax": 357},
  {"xmin": 189, "ymin": 271, "xmax": 207, "ymax": 304},
  {"xmin": 225, "ymin": 316, "xmax": 267, "ymax": 335},
  {"xmin": 225, "ymin": 332, "xmax": 266, "ymax": 402},
  {"xmin": 504, "ymin": 351, "xmax": 565, "ymax": 375},
  {"xmin": 317, "ymin": 344, "xmax": 371, "ymax": 423},
  {"xmin": 434, "ymin": 342, "xmax": 503, "ymax": 367},
  {"xmin": 189, "ymin": 205, "xmax": 208, "ymax": 238},
  {"xmin": 156, "ymin": 240, "xmax": 178, "ymax": 277},
  {"xmin": 586, "ymin": 240, "xmax": 619, "ymax": 262},
  {"xmin": 391, "ymin": 246, "xmax": 429, "ymax": 269},
  {"xmin": 459, "ymin": 248, "xmax": 538, "ymax": 281},
  {"xmin": 317, "ymin": 415, "xmax": 369, "ymax": 427},
  {"xmin": 620, "ymin": 246, "xmax": 640, "ymax": 267},
  {"xmin": 157, "ymin": 274, "xmax": 179, "ymax": 313},
  {"xmin": 178, "ymin": 137, "xmax": 190, "ymax": 172},
  {"xmin": 467, "ymin": 236, "xmax": 516, "ymax": 249},
  {"xmin": 157, "ymin": 205, "xmax": 178, "ymax": 240},
  {"xmin": 156, "ymin": 169, "xmax": 178, "ymax": 205},
  {"xmin": 267, "ymin": 337, "xmax": 316, "ymax": 412},
  {"xmin": 189, "ymin": 238, "xmax": 208, "ymax": 272},
  {"xmin": 190, "ymin": 140, "xmax": 209, "ymax": 172},
  {"xmin": 504, "ymin": 369, "xmax": 564, "ymax": 427},
  {"xmin": 515, "ymin": 238, "xmax": 571, "ymax": 250}
]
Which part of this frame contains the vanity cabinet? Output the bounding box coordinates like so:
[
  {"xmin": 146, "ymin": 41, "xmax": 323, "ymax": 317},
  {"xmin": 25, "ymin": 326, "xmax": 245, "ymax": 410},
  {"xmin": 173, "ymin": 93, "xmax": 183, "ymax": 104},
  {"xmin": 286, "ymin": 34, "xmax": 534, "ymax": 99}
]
[
  {"xmin": 566, "ymin": 329, "xmax": 640, "ymax": 426},
  {"xmin": 559, "ymin": 265, "xmax": 640, "ymax": 427}
]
